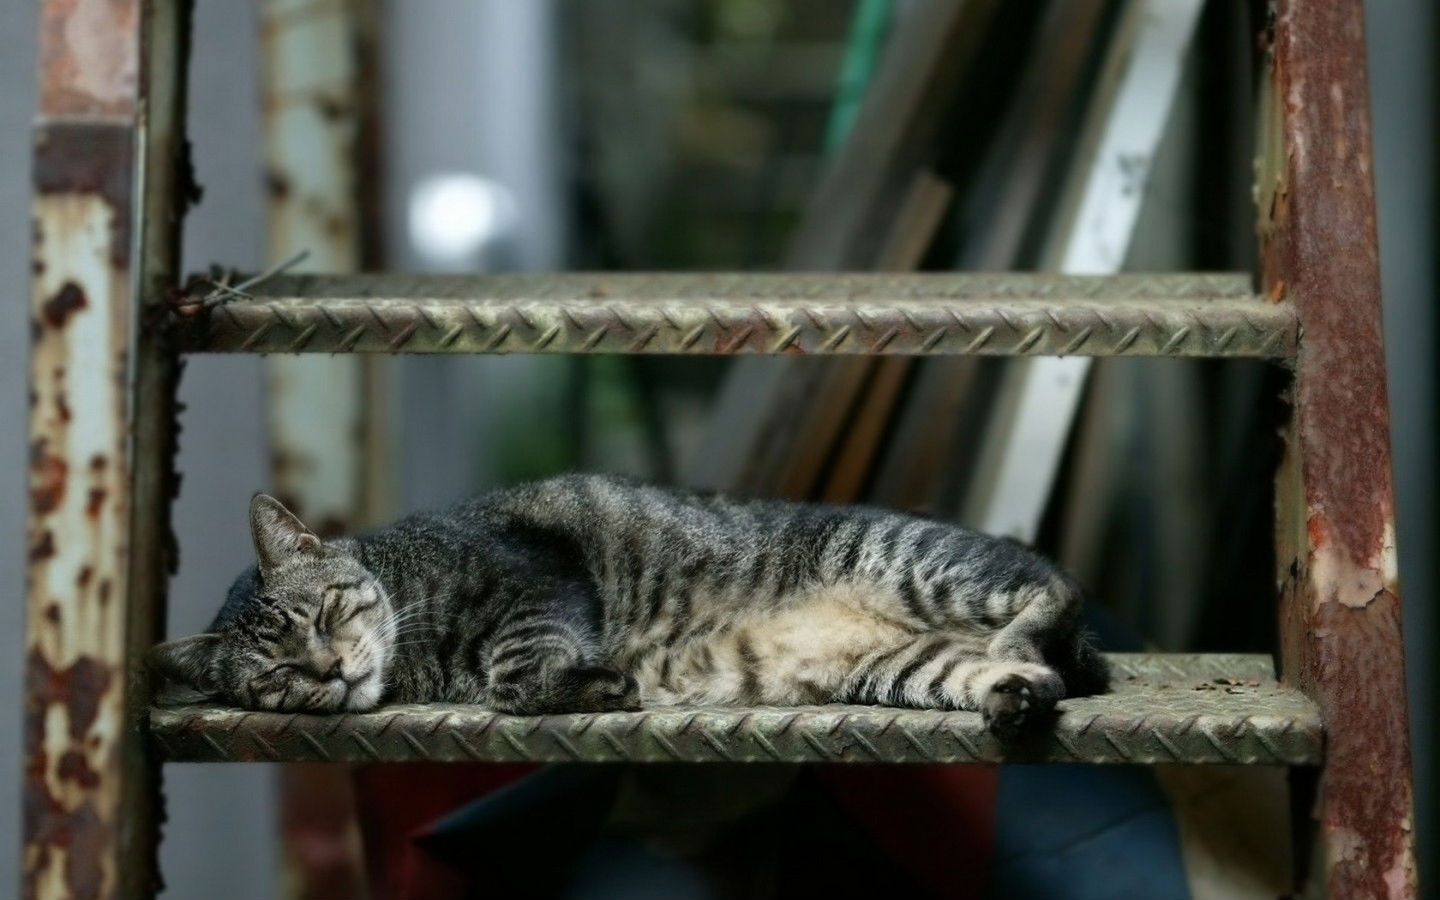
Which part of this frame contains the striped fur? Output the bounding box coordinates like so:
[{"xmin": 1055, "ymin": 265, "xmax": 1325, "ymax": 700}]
[{"xmin": 149, "ymin": 474, "xmax": 1109, "ymax": 733}]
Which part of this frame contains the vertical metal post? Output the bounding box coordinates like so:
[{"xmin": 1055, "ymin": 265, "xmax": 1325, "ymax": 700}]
[
  {"xmin": 258, "ymin": 2, "xmax": 383, "ymax": 897},
  {"xmin": 260, "ymin": 0, "xmax": 388, "ymax": 530},
  {"xmin": 25, "ymin": 0, "xmax": 190, "ymax": 897},
  {"xmin": 1260, "ymin": 1, "xmax": 1418, "ymax": 896}
]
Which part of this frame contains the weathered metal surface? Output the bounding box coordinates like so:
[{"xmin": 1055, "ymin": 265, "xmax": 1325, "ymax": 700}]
[
  {"xmin": 27, "ymin": 113, "xmax": 140, "ymax": 900},
  {"xmin": 1260, "ymin": 2, "xmax": 1417, "ymax": 897},
  {"xmin": 260, "ymin": 3, "xmax": 380, "ymax": 898},
  {"xmin": 38, "ymin": 0, "xmax": 141, "ymax": 117},
  {"xmin": 172, "ymin": 272, "xmax": 1295, "ymax": 358},
  {"xmin": 149, "ymin": 655, "xmax": 1321, "ymax": 765},
  {"xmin": 26, "ymin": 1, "xmax": 189, "ymax": 898},
  {"xmin": 259, "ymin": 0, "xmax": 379, "ymax": 541}
]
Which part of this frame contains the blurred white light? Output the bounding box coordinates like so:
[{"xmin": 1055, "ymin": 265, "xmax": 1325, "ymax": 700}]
[{"xmin": 407, "ymin": 172, "xmax": 517, "ymax": 266}]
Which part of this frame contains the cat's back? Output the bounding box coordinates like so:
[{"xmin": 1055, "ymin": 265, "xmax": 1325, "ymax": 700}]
[{"xmin": 483, "ymin": 472, "xmax": 743, "ymax": 535}]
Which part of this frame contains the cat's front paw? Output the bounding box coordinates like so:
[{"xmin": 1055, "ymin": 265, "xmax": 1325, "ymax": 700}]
[
  {"xmin": 566, "ymin": 665, "xmax": 641, "ymax": 713},
  {"xmin": 982, "ymin": 672, "xmax": 1057, "ymax": 737}
]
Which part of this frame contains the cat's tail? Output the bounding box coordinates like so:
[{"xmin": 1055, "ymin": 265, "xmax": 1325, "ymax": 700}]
[{"xmin": 1057, "ymin": 627, "xmax": 1112, "ymax": 697}]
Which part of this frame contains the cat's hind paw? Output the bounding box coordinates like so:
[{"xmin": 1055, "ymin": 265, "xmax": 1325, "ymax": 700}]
[
  {"xmin": 487, "ymin": 664, "xmax": 641, "ymax": 714},
  {"xmin": 982, "ymin": 672, "xmax": 1058, "ymax": 737}
]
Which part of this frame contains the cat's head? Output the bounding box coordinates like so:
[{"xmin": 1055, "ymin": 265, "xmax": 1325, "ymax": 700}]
[{"xmin": 148, "ymin": 494, "xmax": 394, "ymax": 712}]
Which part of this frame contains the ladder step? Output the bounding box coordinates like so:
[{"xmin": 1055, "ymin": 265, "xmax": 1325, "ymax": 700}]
[
  {"xmin": 174, "ymin": 272, "xmax": 1293, "ymax": 358},
  {"xmin": 150, "ymin": 653, "xmax": 1320, "ymax": 765}
]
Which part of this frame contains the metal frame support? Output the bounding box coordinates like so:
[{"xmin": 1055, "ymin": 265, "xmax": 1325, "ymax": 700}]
[
  {"xmin": 260, "ymin": 0, "xmax": 388, "ymax": 532},
  {"xmin": 1260, "ymin": 1, "xmax": 1418, "ymax": 896},
  {"xmin": 258, "ymin": 2, "xmax": 383, "ymax": 897},
  {"xmin": 25, "ymin": 0, "xmax": 191, "ymax": 897}
]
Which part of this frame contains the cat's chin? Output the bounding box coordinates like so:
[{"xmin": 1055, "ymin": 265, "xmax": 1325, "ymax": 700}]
[{"xmin": 342, "ymin": 673, "xmax": 384, "ymax": 711}]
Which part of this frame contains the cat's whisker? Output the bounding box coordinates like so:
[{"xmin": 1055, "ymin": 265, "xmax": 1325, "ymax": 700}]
[{"xmin": 378, "ymin": 604, "xmax": 447, "ymax": 631}]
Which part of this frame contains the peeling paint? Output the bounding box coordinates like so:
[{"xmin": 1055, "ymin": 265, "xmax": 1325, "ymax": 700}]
[
  {"xmin": 26, "ymin": 1, "xmax": 188, "ymax": 896},
  {"xmin": 1265, "ymin": 2, "xmax": 1418, "ymax": 897},
  {"xmin": 259, "ymin": 3, "xmax": 381, "ymax": 897},
  {"xmin": 26, "ymin": 116, "xmax": 140, "ymax": 900},
  {"xmin": 38, "ymin": 0, "xmax": 140, "ymax": 117},
  {"xmin": 1309, "ymin": 538, "xmax": 1386, "ymax": 610},
  {"xmin": 41, "ymin": 281, "xmax": 88, "ymax": 327}
]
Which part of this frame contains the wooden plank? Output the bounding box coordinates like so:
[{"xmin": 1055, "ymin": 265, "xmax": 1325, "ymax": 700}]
[
  {"xmin": 871, "ymin": 0, "xmax": 1110, "ymax": 512},
  {"xmin": 684, "ymin": 0, "xmax": 998, "ymax": 496},
  {"xmin": 960, "ymin": 0, "xmax": 1205, "ymax": 540}
]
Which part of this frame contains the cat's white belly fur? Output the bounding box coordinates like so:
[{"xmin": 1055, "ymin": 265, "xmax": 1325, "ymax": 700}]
[{"xmin": 629, "ymin": 582, "xmax": 921, "ymax": 706}]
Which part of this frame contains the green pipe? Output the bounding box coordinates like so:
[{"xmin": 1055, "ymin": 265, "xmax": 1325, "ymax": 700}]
[{"xmin": 823, "ymin": 0, "xmax": 893, "ymax": 153}]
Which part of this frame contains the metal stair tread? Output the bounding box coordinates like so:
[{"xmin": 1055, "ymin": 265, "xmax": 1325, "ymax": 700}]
[
  {"xmin": 173, "ymin": 271, "xmax": 1295, "ymax": 358},
  {"xmin": 150, "ymin": 652, "xmax": 1321, "ymax": 765}
]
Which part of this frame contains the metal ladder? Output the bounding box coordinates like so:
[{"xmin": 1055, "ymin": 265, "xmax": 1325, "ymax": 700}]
[{"xmin": 23, "ymin": 1, "xmax": 1415, "ymax": 898}]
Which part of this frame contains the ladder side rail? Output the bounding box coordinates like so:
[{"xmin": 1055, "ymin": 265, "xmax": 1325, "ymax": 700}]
[
  {"xmin": 24, "ymin": 0, "xmax": 192, "ymax": 898},
  {"xmin": 1261, "ymin": 2, "xmax": 1417, "ymax": 897}
]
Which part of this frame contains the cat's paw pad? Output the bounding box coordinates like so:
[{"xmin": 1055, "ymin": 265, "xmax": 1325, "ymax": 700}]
[{"xmin": 982, "ymin": 673, "xmax": 1056, "ymax": 736}]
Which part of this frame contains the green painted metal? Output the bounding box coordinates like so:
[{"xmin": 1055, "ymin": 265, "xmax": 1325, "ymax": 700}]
[{"xmin": 823, "ymin": 0, "xmax": 892, "ymax": 152}]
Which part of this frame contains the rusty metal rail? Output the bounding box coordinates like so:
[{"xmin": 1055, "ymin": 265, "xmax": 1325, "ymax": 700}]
[
  {"xmin": 170, "ymin": 272, "xmax": 1295, "ymax": 358},
  {"xmin": 1261, "ymin": 2, "xmax": 1417, "ymax": 895},
  {"xmin": 150, "ymin": 654, "xmax": 1322, "ymax": 765}
]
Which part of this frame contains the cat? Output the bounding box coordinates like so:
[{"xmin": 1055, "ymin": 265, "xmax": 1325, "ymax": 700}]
[{"xmin": 149, "ymin": 473, "xmax": 1109, "ymax": 734}]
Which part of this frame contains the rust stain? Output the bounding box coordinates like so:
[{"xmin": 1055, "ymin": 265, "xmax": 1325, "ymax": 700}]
[
  {"xmin": 29, "ymin": 531, "xmax": 56, "ymax": 562},
  {"xmin": 1266, "ymin": 1, "xmax": 1417, "ymax": 896},
  {"xmin": 264, "ymin": 167, "xmax": 291, "ymax": 199},
  {"xmin": 66, "ymin": 803, "xmax": 109, "ymax": 900},
  {"xmin": 38, "ymin": 0, "xmax": 140, "ymax": 117},
  {"xmin": 33, "ymin": 123, "xmax": 135, "ymax": 266},
  {"xmin": 1306, "ymin": 591, "xmax": 1413, "ymax": 893},
  {"xmin": 57, "ymin": 750, "xmax": 100, "ymax": 789},
  {"xmin": 31, "ymin": 453, "xmax": 68, "ymax": 514},
  {"xmin": 23, "ymin": 650, "xmax": 118, "ymax": 899},
  {"xmin": 41, "ymin": 281, "xmax": 88, "ymax": 328},
  {"xmin": 85, "ymin": 487, "xmax": 106, "ymax": 519},
  {"xmin": 314, "ymin": 94, "xmax": 348, "ymax": 121}
]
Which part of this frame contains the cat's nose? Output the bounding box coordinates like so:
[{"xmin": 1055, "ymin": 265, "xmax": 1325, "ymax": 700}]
[{"xmin": 312, "ymin": 651, "xmax": 343, "ymax": 681}]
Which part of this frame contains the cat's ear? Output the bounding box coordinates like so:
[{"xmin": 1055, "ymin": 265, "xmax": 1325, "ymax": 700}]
[
  {"xmin": 147, "ymin": 634, "xmax": 223, "ymax": 696},
  {"xmin": 250, "ymin": 493, "xmax": 321, "ymax": 571}
]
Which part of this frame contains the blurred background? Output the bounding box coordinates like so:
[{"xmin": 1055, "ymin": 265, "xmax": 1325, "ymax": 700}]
[{"xmin": 1, "ymin": 0, "xmax": 1434, "ymax": 897}]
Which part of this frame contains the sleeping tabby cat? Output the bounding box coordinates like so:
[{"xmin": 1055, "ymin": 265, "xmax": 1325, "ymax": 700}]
[{"xmin": 150, "ymin": 474, "xmax": 1108, "ymax": 733}]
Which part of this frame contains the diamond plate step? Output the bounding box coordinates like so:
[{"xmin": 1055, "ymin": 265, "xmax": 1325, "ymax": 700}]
[
  {"xmin": 172, "ymin": 272, "xmax": 1294, "ymax": 358},
  {"xmin": 150, "ymin": 653, "xmax": 1320, "ymax": 765}
]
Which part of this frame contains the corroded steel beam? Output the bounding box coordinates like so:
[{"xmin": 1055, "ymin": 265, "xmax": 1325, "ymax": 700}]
[
  {"xmin": 149, "ymin": 655, "xmax": 1321, "ymax": 765},
  {"xmin": 1260, "ymin": 2, "xmax": 1417, "ymax": 897},
  {"xmin": 172, "ymin": 272, "xmax": 1295, "ymax": 358},
  {"xmin": 26, "ymin": 1, "xmax": 191, "ymax": 899},
  {"xmin": 259, "ymin": 2, "xmax": 380, "ymax": 898}
]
